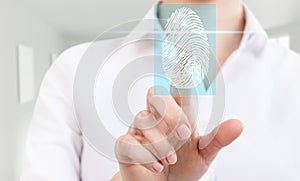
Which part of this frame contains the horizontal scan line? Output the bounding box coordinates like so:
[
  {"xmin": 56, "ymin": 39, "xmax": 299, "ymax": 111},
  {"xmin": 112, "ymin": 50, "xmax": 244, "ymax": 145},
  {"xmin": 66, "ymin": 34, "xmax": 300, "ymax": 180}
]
[{"xmin": 103, "ymin": 30, "xmax": 255, "ymax": 35}]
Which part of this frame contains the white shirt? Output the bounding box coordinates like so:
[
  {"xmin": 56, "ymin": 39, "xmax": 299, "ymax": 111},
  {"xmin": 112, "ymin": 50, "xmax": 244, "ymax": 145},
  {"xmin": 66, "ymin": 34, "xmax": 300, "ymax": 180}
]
[{"xmin": 21, "ymin": 4, "xmax": 300, "ymax": 181}]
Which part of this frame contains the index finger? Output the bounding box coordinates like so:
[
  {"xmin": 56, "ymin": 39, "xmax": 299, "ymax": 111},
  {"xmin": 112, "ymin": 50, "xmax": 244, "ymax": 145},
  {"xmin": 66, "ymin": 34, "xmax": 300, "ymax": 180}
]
[
  {"xmin": 146, "ymin": 86, "xmax": 192, "ymax": 140},
  {"xmin": 170, "ymin": 86, "xmax": 198, "ymax": 129}
]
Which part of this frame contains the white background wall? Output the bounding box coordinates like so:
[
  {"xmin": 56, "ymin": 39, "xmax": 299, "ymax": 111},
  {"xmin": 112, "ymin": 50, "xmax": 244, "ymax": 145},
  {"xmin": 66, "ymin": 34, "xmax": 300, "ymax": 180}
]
[
  {"xmin": 267, "ymin": 24, "xmax": 300, "ymax": 53},
  {"xmin": 0, "ymin": 0, "xmax": 300, "ymax": 181},
  {"xmin": 0, "ymin": 1, "xmax": 67, "ymax": 181},
  {"xmin": 245, "ymin": 0, "xmax": 300, "ymax": 53}
]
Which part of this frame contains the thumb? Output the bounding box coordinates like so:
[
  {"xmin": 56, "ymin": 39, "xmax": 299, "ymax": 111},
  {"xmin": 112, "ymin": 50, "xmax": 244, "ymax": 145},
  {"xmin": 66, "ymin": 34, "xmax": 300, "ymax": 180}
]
[{"xmin": 199, "ymin": 119, "xmax": 243, "ymax": 165}]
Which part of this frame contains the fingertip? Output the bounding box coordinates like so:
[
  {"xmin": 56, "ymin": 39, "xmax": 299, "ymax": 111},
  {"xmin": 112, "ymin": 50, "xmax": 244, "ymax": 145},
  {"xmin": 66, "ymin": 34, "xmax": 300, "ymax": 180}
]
[
  {"xmin": 219, "ymin": 119, "xmax": 244, "ymax": 146},
  {"xmin": 176, "ymin": 124, "xmax": 192, "ymax": 140},
  {"xmin": 225, "ymin": 119, "xmax": 244, "ymax": 135},
  {"xmin": 166, "ymin": 152, "xmax": 177, "ymax": 165},
  {"xmin": 152, "ymin": 161, "xmax": 164, "ymax": 173}
]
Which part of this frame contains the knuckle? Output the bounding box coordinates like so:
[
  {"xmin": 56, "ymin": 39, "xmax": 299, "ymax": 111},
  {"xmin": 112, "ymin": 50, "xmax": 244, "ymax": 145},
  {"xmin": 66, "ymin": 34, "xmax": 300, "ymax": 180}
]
[
  {"xmin": 135, "ymin": 110, "xmax": 150, "ymax": 119},
  {"xmin": 164, "ymin": 110, "xmax": 182, "ymax": 122},
  {"xmin": 133, "ymin": 110, "xmax": 153, "ymax": 129},
  {"xmin": 147, "ymin": 87, "xmax": 155, "ymax": 99},
  {"xmin": 118, "ymin": 135, "xmax": 133, "ymax": 144},
  {"xmin": 134, "ymin": 111, "xmax": 159, "ymax": 130},
  {"xmin": 152, "ymin": 140, "xmax": 174, "ymax": 159},
  {"xmin": 147, "ymin": 86, "xmax": 168, "ymax": 99},
  {"xmin": 115, "ymin": 135, "xmax": 133, "ymax": 162},
  {"xmin": 115, "ymin": 135, "xmax": 131, "ymax": 153}
]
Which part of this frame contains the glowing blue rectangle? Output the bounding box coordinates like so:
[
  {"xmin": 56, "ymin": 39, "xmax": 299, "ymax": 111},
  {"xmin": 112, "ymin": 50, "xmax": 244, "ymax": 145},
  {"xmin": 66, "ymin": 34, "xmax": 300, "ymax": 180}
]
[{"xmin": 154, "ymin": 4, "xmax": 216, "ymax": 96}]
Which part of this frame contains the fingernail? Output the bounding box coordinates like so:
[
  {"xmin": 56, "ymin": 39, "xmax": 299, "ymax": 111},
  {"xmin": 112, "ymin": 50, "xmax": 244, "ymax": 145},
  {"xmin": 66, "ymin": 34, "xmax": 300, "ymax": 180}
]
[
  {"xmin": 166, "ymin": 152, "xmax": 177, "ymax": 165},
  {"xmin": 176, "ymin": 124, "xmax": 191, "ymax": 139},
  {"xmin": 152, "ymin": 161, "xmax": 164, "ymax": 172}
]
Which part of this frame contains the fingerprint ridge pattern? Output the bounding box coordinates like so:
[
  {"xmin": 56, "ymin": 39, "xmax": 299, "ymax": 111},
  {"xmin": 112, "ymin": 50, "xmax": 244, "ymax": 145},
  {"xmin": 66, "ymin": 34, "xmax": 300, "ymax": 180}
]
[{"xmin": 162, "ymin": 7, "xmax": 210, "ymax": 89}]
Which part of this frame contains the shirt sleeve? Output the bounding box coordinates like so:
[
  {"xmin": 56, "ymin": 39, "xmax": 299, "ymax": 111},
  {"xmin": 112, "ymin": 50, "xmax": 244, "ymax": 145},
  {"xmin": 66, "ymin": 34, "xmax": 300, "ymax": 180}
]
[{"xmin": 20, "ymin": 44, "xmax": 88, "ymax": 181}]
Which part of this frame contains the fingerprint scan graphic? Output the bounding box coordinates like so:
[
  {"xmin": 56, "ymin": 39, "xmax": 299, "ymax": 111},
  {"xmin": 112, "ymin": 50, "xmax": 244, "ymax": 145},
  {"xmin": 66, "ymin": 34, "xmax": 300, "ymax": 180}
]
[{"xmin": 162, "ymin": 7, "xmax": 210, "ymax": 89}]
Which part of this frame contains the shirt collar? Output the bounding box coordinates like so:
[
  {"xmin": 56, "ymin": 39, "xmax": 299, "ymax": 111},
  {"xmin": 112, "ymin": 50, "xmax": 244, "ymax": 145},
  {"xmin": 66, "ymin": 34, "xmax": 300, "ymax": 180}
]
[
  {"xmin": 243, "ymin": 3, "xmax": 267, "ymax": 36},
  {"xmin": 238, "ymin": 3, "xmax": 268, "ymax": 50}
]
